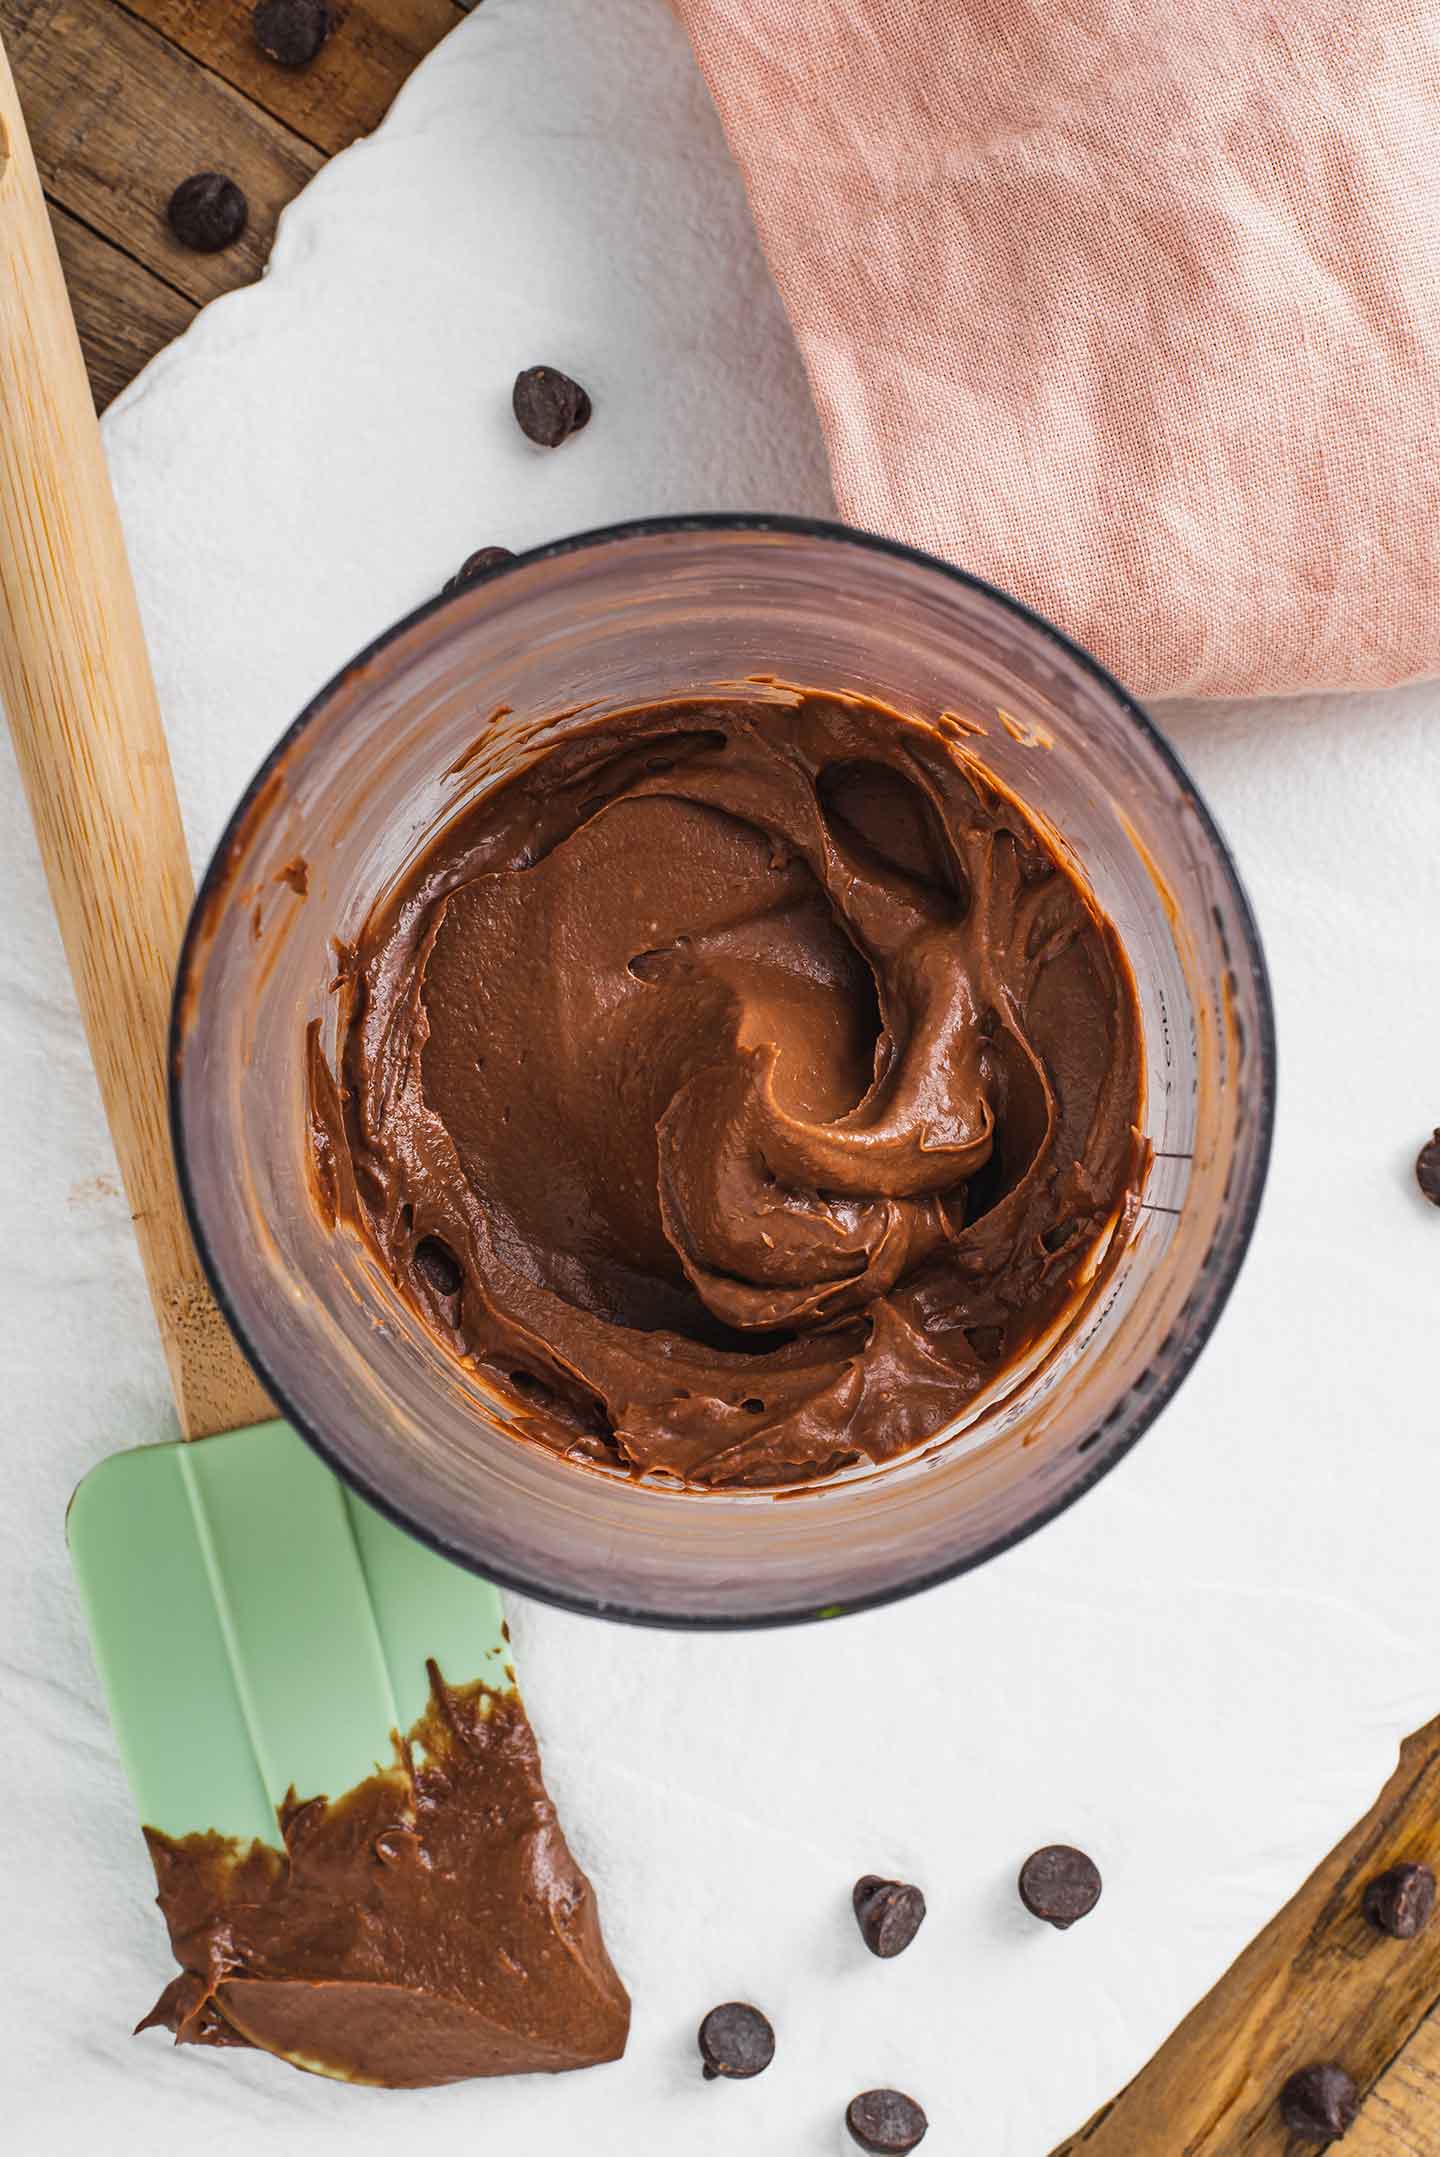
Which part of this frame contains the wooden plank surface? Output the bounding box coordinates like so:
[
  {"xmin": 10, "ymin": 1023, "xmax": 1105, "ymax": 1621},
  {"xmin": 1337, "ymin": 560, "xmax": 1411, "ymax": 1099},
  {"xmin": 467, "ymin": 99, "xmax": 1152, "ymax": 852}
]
[
  {"xmin": 48, "ymin": 202, "xmax": 195, "ymax": 408},
  {"xmin": 0, "ymin": 0, "xmax": 321, "ymax": 302},
  {"xmin": 1, "ymin": 0, "xmax": 464, "ymax": 407},
  {"xmin": 1053, "ymin": 1716, "xmax": 1440, "ymax": 2152},
  {"xmin": 1350, "ymin": 2011, "xmax": 1440, "ymax": 2155},
  {"xmin": 5, "ymin": 1, "xmax": 1440, "ymax": 2146},
  {"xmin": 116, "ymin": 1, "xmax": 464, "ymax": 155}
]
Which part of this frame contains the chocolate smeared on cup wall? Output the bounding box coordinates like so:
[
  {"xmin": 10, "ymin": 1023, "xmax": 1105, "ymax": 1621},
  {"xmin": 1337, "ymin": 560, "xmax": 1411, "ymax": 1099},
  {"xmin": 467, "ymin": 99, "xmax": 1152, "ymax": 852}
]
[{"xmin": 308, "ymin": 688, "xmax": 1148, "ymax": 1489}]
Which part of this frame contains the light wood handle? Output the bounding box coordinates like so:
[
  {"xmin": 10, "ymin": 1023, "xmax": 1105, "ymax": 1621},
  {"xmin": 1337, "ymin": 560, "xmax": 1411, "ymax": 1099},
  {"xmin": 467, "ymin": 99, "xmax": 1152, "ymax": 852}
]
[{"xmin": 0, "ymin": 40, "xmax": 270, "ymax": 1440}]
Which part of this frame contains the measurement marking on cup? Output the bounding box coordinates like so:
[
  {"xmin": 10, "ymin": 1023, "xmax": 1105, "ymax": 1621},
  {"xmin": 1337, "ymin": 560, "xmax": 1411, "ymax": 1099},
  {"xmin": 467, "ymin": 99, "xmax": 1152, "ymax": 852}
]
[
  {"xmin": 1140, "ymin": 1202, "xmax": 1184, "ymax": 1217},
  {"xmin": 1152, "ymin": 1151, "xmax": 1194, "ymax": 1161}
]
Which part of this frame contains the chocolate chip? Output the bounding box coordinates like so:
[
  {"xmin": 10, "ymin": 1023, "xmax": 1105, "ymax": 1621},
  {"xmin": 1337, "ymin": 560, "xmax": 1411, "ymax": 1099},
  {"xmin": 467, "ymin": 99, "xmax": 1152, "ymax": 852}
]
[
  {"xmin": 442, "ymin": 546, "xmax": 516, "ymax": 597},
  {"xmin": 1018, "ymin": 1844, "xmax": 1102, "ymax": 1929},
  {"xmin": 853, "ymin": 1874, "xmax": 927, "ymax": 1958},
  {"xmin": 512, "ymin": 365, "xmax": 593, "ymax": 448},
  {"xmin": 1279, "ymin": 2063, "xmax": 1358, "ymax": 2143},
  {"xmin": 846, "ymin": 2088, "xmax": 928, "ymax": 2153},
  {"xmin": 166, "ymin": 173, "xmax": 248, "ymax": 254},
  {"xmin": 697, "ymin": 2001, "xmax": 774, "ymax": 2080},
  {"xmin": 1417, "ymin": 1130, "xmax": 1440, "ymax": 1206},
  {"xmin": 252, "ymin": 0, "xmax": 332, "ymax": 68},
  {"xmin": 414, "ymin": 1237, "xmax": 462, "ymax": 1298},
  {"xmin": 1364, "ymin": 1860, "xmax": 1436, "ymax": 1939}
]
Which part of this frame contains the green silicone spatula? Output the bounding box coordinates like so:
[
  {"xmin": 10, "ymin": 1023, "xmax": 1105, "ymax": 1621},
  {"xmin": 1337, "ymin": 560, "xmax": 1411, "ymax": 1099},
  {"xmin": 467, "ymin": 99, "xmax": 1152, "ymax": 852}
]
[{"xmin": 0, "ymin": 32, "xmax": 510, "ymax": 1916}]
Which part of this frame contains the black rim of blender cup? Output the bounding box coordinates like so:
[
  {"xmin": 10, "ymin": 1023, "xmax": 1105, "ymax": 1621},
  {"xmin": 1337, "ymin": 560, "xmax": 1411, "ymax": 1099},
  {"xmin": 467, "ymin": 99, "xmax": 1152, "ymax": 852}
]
[{"xmin": 171, "ymin": 512, "xmax": 1277, "ymax": 1630}]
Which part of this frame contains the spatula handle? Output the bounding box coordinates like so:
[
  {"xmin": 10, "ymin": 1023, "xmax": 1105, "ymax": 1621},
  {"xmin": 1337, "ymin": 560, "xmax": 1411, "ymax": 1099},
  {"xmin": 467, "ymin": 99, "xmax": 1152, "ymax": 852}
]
[{"xmin": 0, "ymin": 41, "xmax": 270, "ymax": 1440}]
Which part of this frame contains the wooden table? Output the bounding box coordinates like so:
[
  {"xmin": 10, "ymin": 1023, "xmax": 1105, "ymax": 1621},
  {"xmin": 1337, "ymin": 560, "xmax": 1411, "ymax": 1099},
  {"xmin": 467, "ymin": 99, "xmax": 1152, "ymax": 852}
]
[{"xmin": 4, "ymin": 2, "xmax": 1439, "ymax": 2146}]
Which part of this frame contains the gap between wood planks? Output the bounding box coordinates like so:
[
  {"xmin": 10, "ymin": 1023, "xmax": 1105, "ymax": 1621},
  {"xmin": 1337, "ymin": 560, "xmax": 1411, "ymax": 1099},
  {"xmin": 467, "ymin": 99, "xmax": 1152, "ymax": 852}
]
[
  {"xmin": 106, "ymin": 0, "xmax": 471, "ymax": 159},
  {"xmin": 3, "ymin": 0, "xmax": 470, "ymax": 404}
]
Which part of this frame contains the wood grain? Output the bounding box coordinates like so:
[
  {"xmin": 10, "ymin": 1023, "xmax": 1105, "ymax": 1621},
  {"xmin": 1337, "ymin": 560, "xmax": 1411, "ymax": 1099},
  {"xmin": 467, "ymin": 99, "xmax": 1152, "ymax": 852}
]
[
  {"xmin": 0, "ymin": 0, "xmax": 320, "ymax": 303},
  {"xmin": 1052, "ymin": 1717, "xmax": 1440, "ymax": 2153},
  {"xmin": 49, "ymin": 201, "xmax": 196, "ymax": 408},
  {"xmin": 117, "ymin": 0, "xmax": 465, "ymax": 155},
  {"xmin": 1350, "ymin": 2010, "xmax": 1440, "ymax": 2154},
  {"xmin": 0, "ymin": 32, "xmax": 270, "ymax": 1437}
]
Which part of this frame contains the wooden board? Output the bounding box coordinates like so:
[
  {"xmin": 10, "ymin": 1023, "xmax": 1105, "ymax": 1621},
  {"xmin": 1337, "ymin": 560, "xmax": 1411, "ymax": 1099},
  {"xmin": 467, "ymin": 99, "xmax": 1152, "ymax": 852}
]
[
  {"xmin": 1350, "ymin": 2011, "xmax": 1440, "ymax": 2154},
  {"xmin": 1054, "ymin": 1716, "xmax": 1440, "ymax": 2152},
  {"xmin": 0, "ymin": 0, "xmax": 322, "ymax": 304},
  {"xmin": 4, "ymin": 1, "xmax": 1439, "ymax": 2145},
  {"xmin": 1, "ymin": 0, "xmax": 470, "ymax": 406},
  {"xmin": 48, "ymin": 200, "xmax": 193, "ymax": 409},
  {"xmin": 118, "ymin": 0, "xmax": 464, "ymax": 155}
]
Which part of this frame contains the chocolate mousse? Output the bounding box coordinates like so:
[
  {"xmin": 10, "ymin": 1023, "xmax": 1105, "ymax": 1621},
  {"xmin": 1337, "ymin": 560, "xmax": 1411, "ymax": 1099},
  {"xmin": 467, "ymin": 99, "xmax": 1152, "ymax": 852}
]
[
  {"xmin": 312, "ymin": 688, "xmax": 1146, "ymax": 1488},
  {"xmin": 138, "ymin": 1665, "xmax": 630, "ymax": 2084}
]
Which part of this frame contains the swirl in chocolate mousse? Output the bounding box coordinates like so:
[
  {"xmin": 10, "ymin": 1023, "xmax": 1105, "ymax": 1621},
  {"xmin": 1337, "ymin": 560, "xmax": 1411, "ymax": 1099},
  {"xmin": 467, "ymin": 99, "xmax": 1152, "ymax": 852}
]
[{"xmin": 311, "ymin": 689, "xmax": 1146, "ymax": 1488}]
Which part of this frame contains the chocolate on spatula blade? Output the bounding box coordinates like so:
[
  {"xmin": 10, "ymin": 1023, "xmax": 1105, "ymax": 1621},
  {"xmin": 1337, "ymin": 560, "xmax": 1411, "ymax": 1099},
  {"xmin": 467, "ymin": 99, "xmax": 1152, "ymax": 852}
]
[{"xmin": 67, "ymin": 1421, "xmax": 632, "ymax": 2086}]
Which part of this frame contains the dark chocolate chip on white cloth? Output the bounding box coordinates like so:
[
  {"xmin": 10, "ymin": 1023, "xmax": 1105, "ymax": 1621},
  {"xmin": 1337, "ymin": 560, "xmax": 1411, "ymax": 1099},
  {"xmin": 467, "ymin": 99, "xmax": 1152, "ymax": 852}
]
[
  {"xmin": 853, "ymin": 1874, "xmax": 927, "ymax": 1957},
  {"xmin": 1018, "ymin": 1844, "xmax": 1102, "ymax": 1929},
  {"xmin": 846, "ymin": 2088, "xmax": 928, "ymax": 2153},
  {"xmin": 697, "ymin": 2001, "xmax": 774, "ymax": 2080},
  {"xmin": 512, "ymin": 365, "xmax": 592, "ymax": 447}
]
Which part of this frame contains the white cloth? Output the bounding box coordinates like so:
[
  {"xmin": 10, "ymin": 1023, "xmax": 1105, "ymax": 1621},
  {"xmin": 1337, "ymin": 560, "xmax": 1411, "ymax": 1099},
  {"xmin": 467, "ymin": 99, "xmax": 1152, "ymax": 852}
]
[{"xmin": 3, "ymin": 3, "xmax": 1437, "ymax": 2152}]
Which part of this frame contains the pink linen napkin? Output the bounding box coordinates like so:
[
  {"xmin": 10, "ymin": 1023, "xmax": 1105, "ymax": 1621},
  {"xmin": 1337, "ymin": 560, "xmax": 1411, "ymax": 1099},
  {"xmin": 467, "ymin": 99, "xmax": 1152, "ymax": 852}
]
[{"xmin": 674, "ymin": 0, "xmax": 1440, "ymax": 700}]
